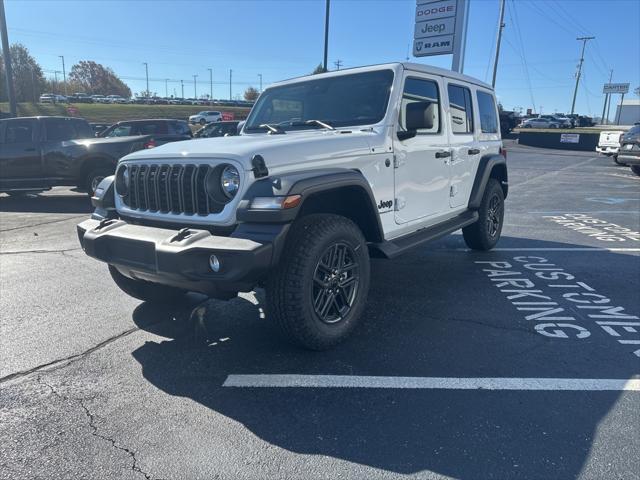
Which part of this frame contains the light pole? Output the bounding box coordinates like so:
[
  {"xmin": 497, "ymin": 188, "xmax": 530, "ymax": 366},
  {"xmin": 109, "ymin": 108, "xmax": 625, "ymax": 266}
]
[
  {"xmin": 58, "ymin": 55, "xmax": 67, "ymax": 96},
  {"xmin": 207, "ymin": 68, "xmax": 213, "ymax": 101},
  {"xmin": 570, "ymin": 36, "xmax": 595, "ymax": 115},
  {"xmin": 0, "ymin": 0, "xmax": 17, "ymax": 116},
  {"xmin": 258, "ymin": 73, "xmax": 262, "ymax": 92},
  {"xmin": 54, "ymin": 71, "xmax": 61, "ymax": 93},
  {"xmin": 491, "ymin": 0, "xmax": 505, "ymax": 88},
  {"xmin": 143, "ymin": 62, "xmax": 149, "ymax": 97},
  {"xmin": 323, "ymin": 0, "xmax": 330, "ymax": 71},
  {"xmin": 193, "ymin": 74, "xmax": 198, "ymax": 99},
  {"xmin": 229, "ymin": 69, "xmax": 232, "ymax": 100},
  {"xmin": 165, "ymin": 79, "xmax": 168, "ymax": 98},
  {"xmin": 180, "ymin": 79, "xmax": 184, "ymax": 99}
]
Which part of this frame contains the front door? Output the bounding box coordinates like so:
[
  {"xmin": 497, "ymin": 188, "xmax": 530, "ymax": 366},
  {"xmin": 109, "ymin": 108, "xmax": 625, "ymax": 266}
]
[
  {"xmin": 394, "ymin": 74, "xmax": 451, "ymax": 224},
  {"xmin": 0, "ymin": 118, "xmax": 42, "ymax": 181}
]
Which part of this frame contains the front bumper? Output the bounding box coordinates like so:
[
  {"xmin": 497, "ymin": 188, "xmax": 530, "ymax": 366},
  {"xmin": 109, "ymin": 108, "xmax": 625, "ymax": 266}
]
[{"xmin": 77, "ymin": 218, "xmax": 288, "ymax": 297}]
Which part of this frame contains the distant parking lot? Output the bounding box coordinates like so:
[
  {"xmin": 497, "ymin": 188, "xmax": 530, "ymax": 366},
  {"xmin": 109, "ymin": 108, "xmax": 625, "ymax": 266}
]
[{"xmin": 1, "ymin": 141, "xmax": 639, "ymax": 479}]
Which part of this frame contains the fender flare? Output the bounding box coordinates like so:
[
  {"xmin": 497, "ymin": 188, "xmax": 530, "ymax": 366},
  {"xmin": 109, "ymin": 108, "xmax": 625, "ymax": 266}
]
[
  {"xmin": 236, "ymin": 168, "xmax": 384, "ymax": 241},
  {"xmin": 468, "ymin": 154, "xmax": 508, "ymax": 209}
]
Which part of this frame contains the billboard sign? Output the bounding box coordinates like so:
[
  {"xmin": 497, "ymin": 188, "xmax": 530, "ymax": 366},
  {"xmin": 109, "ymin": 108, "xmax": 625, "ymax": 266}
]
[
  {"xmin": 413, "ymin": 0, "xmax": 466, "ymax": 57},
  {"xmin": 603, "ymin": 83, "xmax": 629, "ymax": 94}
]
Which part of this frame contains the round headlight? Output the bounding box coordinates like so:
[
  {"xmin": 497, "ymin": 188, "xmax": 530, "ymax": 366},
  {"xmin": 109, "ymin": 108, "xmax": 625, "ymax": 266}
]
[
  {"xmin": 220, "ymin": 165, "xmax": 240, "ymax": 199},
  {"xmin": 115, "ymin": 165, "xmax": 130, "ymax": 196}
]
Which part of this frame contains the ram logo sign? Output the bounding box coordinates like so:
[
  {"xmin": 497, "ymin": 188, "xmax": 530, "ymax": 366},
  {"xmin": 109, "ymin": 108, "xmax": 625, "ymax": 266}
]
[{"xmin": 413, "ymin": 0, "xmax": 465, "ymax": 57}]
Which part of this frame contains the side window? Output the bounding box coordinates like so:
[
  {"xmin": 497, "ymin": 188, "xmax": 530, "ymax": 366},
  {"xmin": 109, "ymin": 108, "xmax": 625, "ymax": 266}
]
[
  {"xmin": 4, "ymin": 120, "xmax": 35, "ymax": 143},
  {"xmin": 447, "ymin": 84, "xmax": 473, "ymax": 134},
  {"xmin": 399, "ymin": 77, "xmax": 440, "ymax": 134},
  {"xmin": 477, "ymin": 91, "xmax": 498, "ymax": 133},
  {"xmin": 72, "ymin": 120, "xmax": 94, "ymax": 139}
]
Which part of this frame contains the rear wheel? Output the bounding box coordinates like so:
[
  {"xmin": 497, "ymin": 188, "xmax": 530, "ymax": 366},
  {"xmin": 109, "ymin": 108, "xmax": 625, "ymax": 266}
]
[
  {"xmin": 463, "ymin": 178, "xmax": 504, "ymax": 251},
  {"xmin": 266, "ymin": 214, "xmax": 370, "ymax": 350},
  {"xmin": 631, "ymin": 165, "xmax": 640, "ymax": 176},
  {"xmin": 109, "ymin": 265, "xmax": 187, "ymax": 303},
  {"xmin": 199, "ymin": 118, "xmax": 207, "ymax": 125}
]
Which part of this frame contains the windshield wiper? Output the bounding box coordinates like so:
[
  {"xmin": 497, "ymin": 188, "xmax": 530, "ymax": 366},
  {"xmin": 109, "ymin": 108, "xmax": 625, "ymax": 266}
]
[
  {"xmin": 305, "ymin": 119, "xmax": 334, "ymax": 130},
  {"xmin": 258, "ymin": 123, "xmax": 285, "ymax": 134}
]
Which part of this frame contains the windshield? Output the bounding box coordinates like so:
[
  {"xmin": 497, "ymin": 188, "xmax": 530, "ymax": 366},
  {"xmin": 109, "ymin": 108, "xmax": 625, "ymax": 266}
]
[{"xmin": 244, "ymin": 69, "xmax": 394, "ymax": 132}]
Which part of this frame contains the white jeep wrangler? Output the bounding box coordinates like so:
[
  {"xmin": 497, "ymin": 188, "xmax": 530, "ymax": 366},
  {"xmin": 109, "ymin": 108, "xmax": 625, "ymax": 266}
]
[{"xmin": 78, "ymin": 62, "xmax": 507, "ymax": 350}]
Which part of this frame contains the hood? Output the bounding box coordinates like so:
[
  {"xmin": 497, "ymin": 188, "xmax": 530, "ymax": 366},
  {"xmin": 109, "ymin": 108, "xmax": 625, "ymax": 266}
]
[
  {"xmin": 72, "ymin": 135, "xmax": 150, "ymax": 146},
  {"xmin": 122, "ymin": 129, "xmax": 382, "ymax": 171}
]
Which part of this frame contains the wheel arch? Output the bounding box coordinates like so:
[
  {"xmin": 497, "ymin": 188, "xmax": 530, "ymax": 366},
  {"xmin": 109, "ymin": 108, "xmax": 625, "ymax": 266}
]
[
  {"xmin": 468, "ymin": 154, "xmax": 508, "ymax": 210},
  {"xmin": 77, "ymin": 154, "xmax": 117, "ymax": 185},
  {"xmin": 237, "ymin": 168, "xmax": 384, "ymax": 243}
]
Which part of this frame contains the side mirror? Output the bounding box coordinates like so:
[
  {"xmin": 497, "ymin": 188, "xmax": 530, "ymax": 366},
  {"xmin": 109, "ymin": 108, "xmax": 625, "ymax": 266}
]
[{"xmin": 406, "ymin": 101, "xmax": 434, "ymax": 131}]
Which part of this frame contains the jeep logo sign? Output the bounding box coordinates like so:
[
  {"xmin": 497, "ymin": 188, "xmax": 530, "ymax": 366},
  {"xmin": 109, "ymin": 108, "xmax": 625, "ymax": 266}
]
[{"xmin": 413, "ymin": 0, "xmax": 466, "ymax": 57}]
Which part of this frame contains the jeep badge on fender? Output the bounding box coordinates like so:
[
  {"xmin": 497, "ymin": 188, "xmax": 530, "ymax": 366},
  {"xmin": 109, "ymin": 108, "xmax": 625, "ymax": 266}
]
[{"xmin": 77, "ymin": 62, "xmax": 507, "ymax": 350}]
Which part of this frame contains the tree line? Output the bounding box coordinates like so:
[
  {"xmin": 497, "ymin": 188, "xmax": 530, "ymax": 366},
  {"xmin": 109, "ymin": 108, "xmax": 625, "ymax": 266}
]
[{"xmin": 0, "ymin": 43, "xmax": 131, "ymax": 102}]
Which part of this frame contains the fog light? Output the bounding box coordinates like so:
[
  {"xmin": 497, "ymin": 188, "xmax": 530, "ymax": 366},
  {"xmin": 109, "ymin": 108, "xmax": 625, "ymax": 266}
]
[{"xmin": 209, "ymin": 254, "xmax": 221, "ymax": 272}]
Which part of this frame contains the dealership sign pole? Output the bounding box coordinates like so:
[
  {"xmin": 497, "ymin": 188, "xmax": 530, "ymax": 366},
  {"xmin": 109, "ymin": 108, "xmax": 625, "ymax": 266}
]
[
  {"xmin": 413, "ymin": 0, "xmax": 469, "ymax": 73},
  {"xmin": 602, "ymin": 83, "xmax": 629, "ymax": 125}
]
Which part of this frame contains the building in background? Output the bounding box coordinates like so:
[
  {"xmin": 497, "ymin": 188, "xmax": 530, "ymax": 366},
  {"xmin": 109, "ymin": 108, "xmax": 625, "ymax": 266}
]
[{"xmin": 615, "ymin": 98, "xmax": 640, "ymax": 125}]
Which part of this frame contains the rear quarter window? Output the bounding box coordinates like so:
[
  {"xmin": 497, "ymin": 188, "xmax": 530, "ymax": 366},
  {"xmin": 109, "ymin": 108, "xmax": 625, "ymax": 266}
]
[{"xmin": 477, "ymin": 91, "xmax": 498, "ymax": 134}]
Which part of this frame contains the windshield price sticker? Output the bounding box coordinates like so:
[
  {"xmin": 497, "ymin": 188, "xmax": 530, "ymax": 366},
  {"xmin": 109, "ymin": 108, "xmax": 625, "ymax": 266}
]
[{"xmin": 477, "ymin": 256, "xmax": 640, "ymax": 358}]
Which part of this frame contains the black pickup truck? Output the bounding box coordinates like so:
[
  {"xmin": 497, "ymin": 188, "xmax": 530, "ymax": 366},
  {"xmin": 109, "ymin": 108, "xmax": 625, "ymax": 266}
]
[{"xmin": 0, "ymin": 116, "xmax": 152, "ymax": 196}]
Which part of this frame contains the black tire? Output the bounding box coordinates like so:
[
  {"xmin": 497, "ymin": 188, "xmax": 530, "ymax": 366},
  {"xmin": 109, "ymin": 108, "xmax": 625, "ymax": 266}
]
[
  {"xmin": 266, "ymin": 214, "xmax": 370, "ymax": 350},
  {"xmin": 85, "ymin": 166, "xmax": 113, "ymax": 195},
  {"xmin": 631, "ymin": 165, "xmax": 640, "ymax": 176},
  {"xmin": 199, "ymin": 118, "xmax": 207, "ymax": 125},
  {"xmin": 613, "ymin": 155, "xmax": 624, "ymax": 165},
  {"xmin": 463, "ymin": 178, "xmax": 505, "ymax": 251},
  {"xmin": 109, "ymin": 265, "xmax": 187, "ymax": 303}
]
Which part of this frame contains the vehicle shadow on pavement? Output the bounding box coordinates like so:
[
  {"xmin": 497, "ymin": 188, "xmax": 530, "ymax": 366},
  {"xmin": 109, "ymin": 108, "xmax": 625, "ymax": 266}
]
[
  {"xmin": 0, "ymin": 193, "xmax": 92, "ymax": 214},
  {"xmin": 129, "ymin": 236, "xmax": 638, "ymax": 479}
]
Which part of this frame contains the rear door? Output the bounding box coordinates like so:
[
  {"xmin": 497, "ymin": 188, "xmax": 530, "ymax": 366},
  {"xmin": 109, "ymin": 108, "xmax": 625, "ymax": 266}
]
[
  {"xmin": 445, "ymin": 82, "xmax": 478, "ymax": 208},
  {"xmin": 0, "ymin": 118, "xmax": 42, "ymax": 180},
  {"xmin": 393, "ymin": 74, "xmax": 452, "ymax": 224}
]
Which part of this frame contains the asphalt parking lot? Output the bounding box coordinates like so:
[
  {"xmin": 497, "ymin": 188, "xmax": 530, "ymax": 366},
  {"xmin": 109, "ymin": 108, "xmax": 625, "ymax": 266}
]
[{"xmin": 1, "ymin": 141, "xmax": 639, "ymax": 480}]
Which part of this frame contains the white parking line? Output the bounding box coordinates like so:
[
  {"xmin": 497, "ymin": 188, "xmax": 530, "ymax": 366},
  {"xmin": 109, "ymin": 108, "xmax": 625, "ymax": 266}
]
[
  {"xmin": 223, "ymin": 375, "xmax": 640, "ymax": 391},
  {"xmin": 457, "ymin": 248, "xmax": 640, "ymax": 252}
]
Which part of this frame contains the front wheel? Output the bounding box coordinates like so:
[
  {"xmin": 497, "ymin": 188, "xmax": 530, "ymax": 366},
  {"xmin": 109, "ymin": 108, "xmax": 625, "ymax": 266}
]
[
  {"xmin": 463, "ymin": 178, "xmax": 505, "ymax": 251},
  {"xmin": 109, "ymin": 265, "xmax": 187, "ymax": 303},
  {"xmin": 199, "ymin": 118, "xmax": 207, "ymax": 125},
  {"xmin": 631, "ymin": 165, "xmax": 640, "ymax": 176},
  {"xmin": 85, "ymin": 166, "xmax": 113, "ymax": 195},
  {"xmin": 266, "ymin": 214, "xmax": 370, "ymax": 350}
]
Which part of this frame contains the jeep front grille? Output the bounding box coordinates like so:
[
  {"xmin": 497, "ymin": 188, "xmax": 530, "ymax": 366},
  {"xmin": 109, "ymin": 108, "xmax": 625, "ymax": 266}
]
[{"xmin": 122, "ymin": 164, "xmax": 223, "ymax": 216}]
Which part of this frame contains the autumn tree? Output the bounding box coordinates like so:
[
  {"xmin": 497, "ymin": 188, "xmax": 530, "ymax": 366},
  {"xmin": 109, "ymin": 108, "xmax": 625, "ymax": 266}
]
[
  {"xmin": 0, "ymin": 43, "xmax": 46, "ymax": 102},
  {"xmin": 243, "ymin": 86, "xmax": 260, "ymax": 102},
  {"xmin": 68, "ymin": 60, "xmax": 132, "ymax": 97},
  {"xmin": 312, "ymin": 64, "xmax": 327, "ymax": 74}
]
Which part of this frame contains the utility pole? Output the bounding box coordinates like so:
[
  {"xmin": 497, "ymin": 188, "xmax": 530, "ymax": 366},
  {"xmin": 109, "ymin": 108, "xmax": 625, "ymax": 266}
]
[
  {"xmin": 570, "ymin": 36, "xmax": 594, "ymax": 115},
  {"xmin": 59, "ymin": 55, "xmax": 67, "ymax": 96},
  {"xmin": 258, "ymin": 73, "xmax": 262, "ymax": 92},
  {"xmin": 0, "ymin": 0, "xmax": 17, "ymax": 116},
  {"xmin": 491, "ymin": 0, "xmax": 506, "ymax": 88},
  {"xmin": 180, "ymin": 79, "xmax": 184, "ymax": 99},
  {"xmin": 601, "ymin": 69, "xmax": 613, "ymax": 125},
  {"xmin": 143, "ymin": 62, "xmax": 149, "ymax": 97},
  {"xmin": 54, "ymin": 71, "xmax": 60, "ymax": 93},
  {"xmin": 334, "ymin": 59, "xmax": 343, "ymax": 70},
  {"xmin": 193, "ymin": 74, "xmax": 198, "ymax": 99},
  {"xmin": 164, "ymin": 78, "xmax": 168, "ymax": 98},
  {"xmin": 229, "ymin": 69, "xmax": 232, "ymax": 100},
  {"xmin": 207, "ymin": 68, "xmax": 213, "ymax": 101},
  {"xmin": 323, "ymin": 0, "xmax": 330, "ymax": 71}
]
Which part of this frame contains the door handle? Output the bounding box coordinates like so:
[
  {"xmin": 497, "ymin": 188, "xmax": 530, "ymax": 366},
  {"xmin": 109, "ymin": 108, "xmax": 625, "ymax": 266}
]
[
  {"xmin": 468, "ymin": 148, "xmax": 480, "ymax": 155},
  {"xmin": 435, "ymin": 150, "xmax": 451, "ymax": 159}
]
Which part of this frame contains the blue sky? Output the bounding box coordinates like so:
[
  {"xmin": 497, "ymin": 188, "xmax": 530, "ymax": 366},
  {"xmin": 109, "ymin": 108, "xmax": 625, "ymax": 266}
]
[{"xmin": 4, "ymin": 0, "xmax": 639, "ymax": 116}]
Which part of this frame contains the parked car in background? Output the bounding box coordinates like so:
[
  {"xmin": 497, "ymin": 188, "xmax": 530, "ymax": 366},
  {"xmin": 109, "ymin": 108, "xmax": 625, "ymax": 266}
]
[
  {"xmin": 0, "ymin": 116, "xmax": 153, "ymax": 195},
  {"xmin": 540, "ymin": 115, "xmax": 571, "ymax": 128},
  {"xmin": 596, "ymin": 130, "xmax": 625, "ymax": 162},
  {"xmin": 616, "ymin": 125, "xmax": 640, "ymax": 175},
  {"xmin": 520, "ymin": 117, "xmax": 561, "ymax": 129},
  {"xmin": 499, "ymin": 110, "xmax": 519, "ymax": 136},
  {"xmin": 189, "ymin": 111, "xmax": 223, "ymax": 125},
  {"xmin": 193, "ymin": 120, "xmax": 239, "ymax": 138},
  {"xmin": 106, "ymin": 95, "xmax": 128, "ymax": 104},
  {"xmin": 70, "ymin": 93, "xmax": 93, "ymax": 103},
  {"xmin": 39, "ymin": 93, "xmax": 55, "ymax": 103},
  {"xmin": 99, "ymin": 119, "xmax": 192, "ymax": 146},
  {"xmin": 91, "ymin": 95, "xmax": 107, "ymax": 103}
]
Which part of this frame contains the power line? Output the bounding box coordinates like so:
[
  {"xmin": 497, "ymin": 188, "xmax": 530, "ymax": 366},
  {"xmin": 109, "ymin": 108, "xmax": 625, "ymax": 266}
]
[{"xmin": 508, "ymin": 0, "xmax": 536, "ymax": 112}]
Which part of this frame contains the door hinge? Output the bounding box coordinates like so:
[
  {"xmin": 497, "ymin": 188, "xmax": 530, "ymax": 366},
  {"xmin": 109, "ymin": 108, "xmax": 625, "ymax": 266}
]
[
  {"xmin": 450, "ymin": 185, "xmax": 458, "ymax": 197},
  {"xmin": 394, "ymin": 197, "xmax": 406, "ymax": 210},
  {"xmin": 393, "ymin": 155, "xmax": 404, "ymax": 169}
]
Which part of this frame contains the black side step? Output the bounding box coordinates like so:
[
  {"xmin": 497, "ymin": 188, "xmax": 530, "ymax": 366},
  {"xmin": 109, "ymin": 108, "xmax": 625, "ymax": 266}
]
[{"xmin": 369, "ymin": 210, "xmax": 478, "ymax": 259}]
